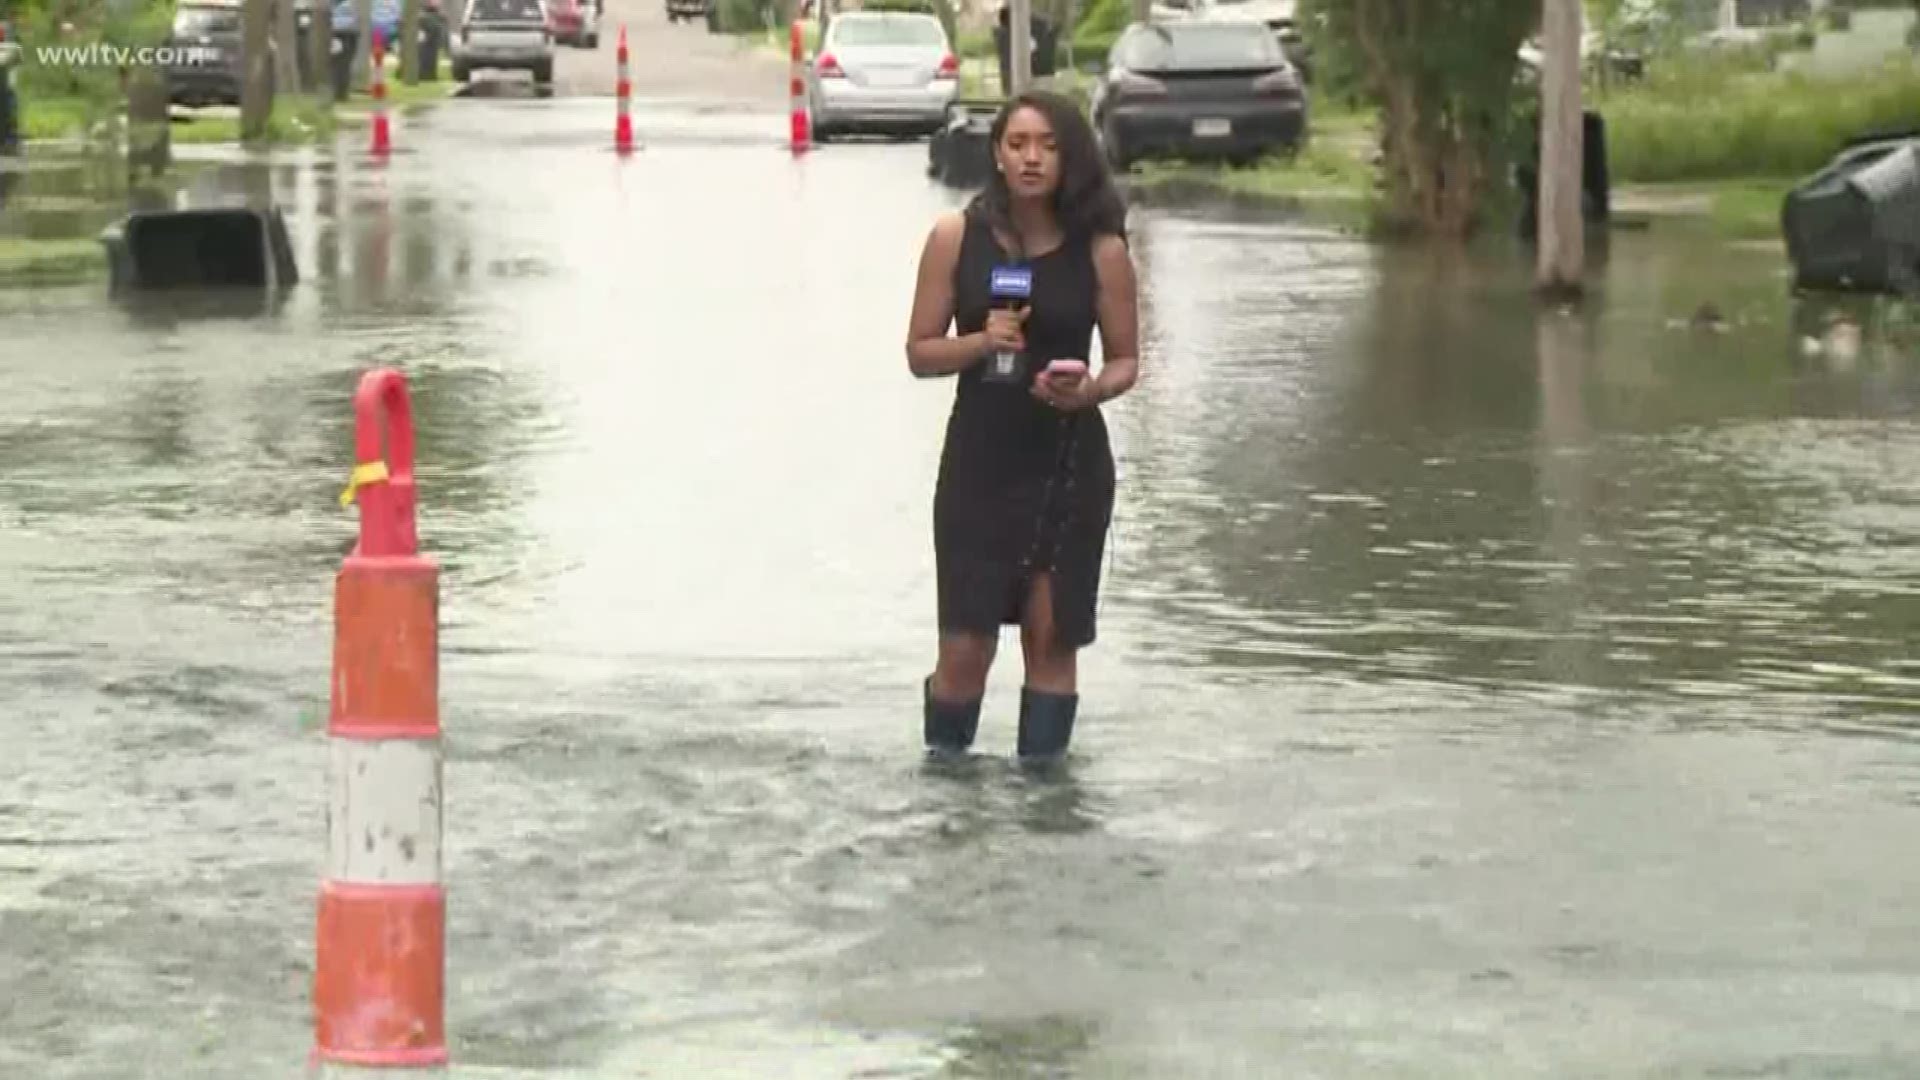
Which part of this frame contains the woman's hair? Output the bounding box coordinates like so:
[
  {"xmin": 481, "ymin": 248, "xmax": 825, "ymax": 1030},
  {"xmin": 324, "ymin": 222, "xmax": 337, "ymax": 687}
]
[{"xmin": 967, "ymin": 90, "xmax": 1128, "ymax": 247}]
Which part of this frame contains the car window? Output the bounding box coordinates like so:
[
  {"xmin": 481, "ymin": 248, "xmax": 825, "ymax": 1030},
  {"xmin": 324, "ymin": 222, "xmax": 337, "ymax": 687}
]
[
  {"xmin": 1122, "ymin": 23, "xmax": 1282, "ymax": 69},
  {"xmin": 470, "ymin": 0, "xmax": 541, "ymax": 20},
  {"xmin": 830, "ymin": 16, "xmax": 945, "ymax": 48},
  {"xmin": 174, "ymin": 6, "xmax": 242, "ymax": 35}
]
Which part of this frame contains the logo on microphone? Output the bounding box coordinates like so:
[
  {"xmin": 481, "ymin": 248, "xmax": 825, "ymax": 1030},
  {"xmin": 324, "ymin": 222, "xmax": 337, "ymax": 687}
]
[{"xmin": 990, "ymin": 265, "xmax": 1033, "ymax": 299}]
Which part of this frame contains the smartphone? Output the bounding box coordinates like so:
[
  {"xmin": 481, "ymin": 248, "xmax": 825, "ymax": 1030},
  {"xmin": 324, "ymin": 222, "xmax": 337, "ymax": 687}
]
[{"xmin": 1045, "ymin": 359, "xmax": 1088, "ymax": 380}]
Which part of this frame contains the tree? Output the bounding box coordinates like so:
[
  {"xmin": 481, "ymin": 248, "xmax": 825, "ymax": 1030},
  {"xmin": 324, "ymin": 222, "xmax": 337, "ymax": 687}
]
[
  {"xmin": 240, "ymin": 0, "xmax": 273, "ymax": 142},
  {"xmin": 1299, "ymin": 0, "xmax": 1540, "ymax": 237}
]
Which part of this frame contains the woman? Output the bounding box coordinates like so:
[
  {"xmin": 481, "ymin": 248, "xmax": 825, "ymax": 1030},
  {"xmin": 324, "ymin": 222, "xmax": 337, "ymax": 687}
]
[{"xmin": 904, "ymin": 90, "xmax": 1141, "ymax": 760}]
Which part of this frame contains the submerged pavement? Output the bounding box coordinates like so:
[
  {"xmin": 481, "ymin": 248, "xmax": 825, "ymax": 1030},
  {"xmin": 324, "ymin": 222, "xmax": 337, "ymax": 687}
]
[{"xmin": 2, "ymin": 84, "xmax": 1920, "ymax": 1078}]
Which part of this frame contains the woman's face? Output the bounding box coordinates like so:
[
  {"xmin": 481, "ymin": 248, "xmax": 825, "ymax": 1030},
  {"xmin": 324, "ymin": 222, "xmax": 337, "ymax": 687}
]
[{"xmin": 996, "ymin": 105, "xmax": 1060, "ymax": 201}]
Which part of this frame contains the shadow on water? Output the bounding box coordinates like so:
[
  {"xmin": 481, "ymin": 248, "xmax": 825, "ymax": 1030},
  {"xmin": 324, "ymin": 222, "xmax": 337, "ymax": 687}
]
[{"xmin": 932, "ymin": 1014, "xmax": 1101, "ymax": 1078}]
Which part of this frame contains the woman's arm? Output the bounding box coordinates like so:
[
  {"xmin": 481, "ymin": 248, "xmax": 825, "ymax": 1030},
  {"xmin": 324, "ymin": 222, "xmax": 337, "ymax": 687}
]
[
  {"xmin": 905, "ymin": 212, "xmax": 991, "ymax": 378},
  {"xmin": 1089, "ymin": 233, "xmax": 1141, "ymax": 403}
]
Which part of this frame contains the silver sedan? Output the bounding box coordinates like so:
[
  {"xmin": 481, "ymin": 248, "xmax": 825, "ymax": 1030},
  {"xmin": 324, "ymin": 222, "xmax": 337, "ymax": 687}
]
[{"xmin": 808, "ymin": 11, "xmax": 960, "ymax": 141}]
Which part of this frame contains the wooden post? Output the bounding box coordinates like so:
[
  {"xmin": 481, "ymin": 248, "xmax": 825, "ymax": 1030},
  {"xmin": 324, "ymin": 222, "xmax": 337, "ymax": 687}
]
[
  {"xmin": 1009, "ymin": 0, "xmax": 1032, "ymax": 95},
  {"xmin": 1131, "ymin": 0, "xmax": 1148, "ymax": 23},
  {"xmin": 241, "ymin": 0, "xmax": 275, "ymax": 142},
  {"xmin": 1536, "ymin": 0, "xmax": 1584, "ymax": 296}
]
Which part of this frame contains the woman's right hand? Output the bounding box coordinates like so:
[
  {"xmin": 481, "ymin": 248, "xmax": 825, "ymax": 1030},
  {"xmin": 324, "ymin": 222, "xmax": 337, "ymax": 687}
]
[{"xmin": 980, "ymin": 306, "xmax": 1028, "ymax": 358}]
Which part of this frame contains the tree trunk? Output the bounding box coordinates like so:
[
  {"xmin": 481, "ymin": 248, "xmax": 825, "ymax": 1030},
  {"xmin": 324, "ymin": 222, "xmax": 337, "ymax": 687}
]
[
  {"xmin": 124, "ymin": 66, "xmax": 171, "ymax": 182},
  {"xmin": 354, "ymin": 0, "xmax": 374, "ymax": 92},
  {"xmin": 1009, "ymin": 0, "xmax": 1032, "ymax": 93},
  {"xmin": 241, "ymin": 0, "xmax": 275, "ymax": 142},
  {"xmin": 312, "ymin": 0, "xmax": 334, "ymax": 98},
  {"xmin": 400, "ymin": 0, "xmax": 422, "ymax": 82},
  {"xmin": 1536, "ymin": 0, "xmax": 1584, "ymax": 294},
  {"xmin": 275, "ymin": 0, "xmax": 302, "ymax": 94}
]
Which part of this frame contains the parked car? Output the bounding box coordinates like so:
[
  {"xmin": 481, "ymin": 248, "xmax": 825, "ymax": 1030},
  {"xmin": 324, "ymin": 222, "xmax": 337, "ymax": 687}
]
[
  {"xmin": 1194, "ymin": 0, "xmax": 1310, "ymax": 80},
  {"xmin": 1090, "ymin": 19, "xmax": 1306, "ymax": 170},
  {"xmin": 666, "ymin": 0, "xmax": 710, "ymax": 25},
  {"xmin": 806, "ymin": 10, "xmax": 959, "ymax": 141},
  {"xmin": 451, "ymin": 0, "xmax": 553, "ymax": 87},
  {"xmin": 546, "ymin": 0, "xmax": 600, "ymax": 47},
  {"xmin": 165, "ymin": 0, "xmax": 249, "ymax": 106}
]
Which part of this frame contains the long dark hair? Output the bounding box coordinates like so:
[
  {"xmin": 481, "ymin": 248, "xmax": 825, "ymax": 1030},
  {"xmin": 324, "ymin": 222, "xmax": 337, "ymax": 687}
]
[{"xmin": 967, "ymin": 90, "xmax": 1128, "ymax": 249}]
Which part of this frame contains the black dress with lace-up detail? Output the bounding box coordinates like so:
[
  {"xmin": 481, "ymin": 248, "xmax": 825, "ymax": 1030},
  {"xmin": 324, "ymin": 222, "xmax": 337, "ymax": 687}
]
[{"xmin": 933, "ymin": 208, "xmax": 1116, "ymax": 650}]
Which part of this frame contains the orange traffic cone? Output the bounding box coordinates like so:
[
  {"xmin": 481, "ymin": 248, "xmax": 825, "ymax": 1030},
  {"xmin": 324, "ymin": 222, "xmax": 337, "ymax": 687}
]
[
  {"xmin": 370, "ymin": 32, "xmax": 392, "ymax": 156},
  {"xmin": 615, "ymin": 24, "xmax": 634, "ymax": 154},
  {"xmin": 788, "ymin": 19, "xmax": 810, "ymax": 153}
]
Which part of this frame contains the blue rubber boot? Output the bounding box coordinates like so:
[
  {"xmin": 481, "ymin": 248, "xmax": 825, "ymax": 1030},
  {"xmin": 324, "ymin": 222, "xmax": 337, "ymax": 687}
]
[
  {"xmin": 923, "ymin": 676, "xmax": 981, "ymax": 753},
  {"xmin": 1017, "ymin": 687, "xmax": 1078, "ymax": 761}
]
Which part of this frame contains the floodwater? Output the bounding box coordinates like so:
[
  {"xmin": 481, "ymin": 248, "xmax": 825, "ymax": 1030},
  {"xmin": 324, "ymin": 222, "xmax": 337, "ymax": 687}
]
[{"xmin": 3, "ymin": 97, "xmax": 1920, "ymax": 1078}]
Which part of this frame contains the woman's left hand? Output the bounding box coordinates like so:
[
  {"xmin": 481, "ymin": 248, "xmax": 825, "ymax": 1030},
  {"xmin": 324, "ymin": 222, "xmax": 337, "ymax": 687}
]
[{"xmin": 1033, "ymin": 365, "xmax": 1102, "ymax": 411}]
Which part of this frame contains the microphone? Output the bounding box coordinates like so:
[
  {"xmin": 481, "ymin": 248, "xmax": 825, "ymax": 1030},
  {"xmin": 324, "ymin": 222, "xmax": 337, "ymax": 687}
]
[{"xmin": 985, "ymin": 263, "xmax": 1032, "ymax": 384}]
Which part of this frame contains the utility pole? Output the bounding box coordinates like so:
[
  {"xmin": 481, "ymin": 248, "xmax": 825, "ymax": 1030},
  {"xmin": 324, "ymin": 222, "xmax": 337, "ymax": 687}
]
[
  {"xmin": 1536, "ymin": 0, "xmax": 1584, "ymax": 296},
  {"xmin": 1131, "ymin": 0, "xmax": 1148, "ymax": 23},
  {"xmin": 1009, "ymin": 0, "xmax": 1032, "ymax": 94}
]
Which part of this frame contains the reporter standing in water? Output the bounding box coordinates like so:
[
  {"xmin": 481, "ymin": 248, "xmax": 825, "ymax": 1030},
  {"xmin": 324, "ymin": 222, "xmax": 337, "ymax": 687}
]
[{"xmin": 904, "ymin": 90, "xmax": 1141, "ymax": 761}]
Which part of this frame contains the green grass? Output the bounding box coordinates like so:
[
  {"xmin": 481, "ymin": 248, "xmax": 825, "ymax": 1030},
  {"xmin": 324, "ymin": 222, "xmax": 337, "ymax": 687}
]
[
  {"xmin": 1599, "ymin": 54, "xmax": 1920, "ymax": 182},
  {"xmin": 19, "ymin": 95, "xmax": 98, "ymax": 142},
  {"xmin": 0, "ymin": 236, "xmax": 107, "ymax": 284},
  {"xmin": 1706, "ymin": 179, "xmax": 1795, "ymax": 240},
  {"xmin": 19, "ymin": 59, "xmax": 450, "ymax": 146}
]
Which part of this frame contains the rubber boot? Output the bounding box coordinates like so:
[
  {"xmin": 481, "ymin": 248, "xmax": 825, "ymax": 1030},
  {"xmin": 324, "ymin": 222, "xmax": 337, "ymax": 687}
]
[
  {"xmin": 1017, "ymin": 686, "xmax": 1078, "ymax": 760},
  {"xmin": 923, "ymin": 676, "xmax": 981, "ymax": 753}
]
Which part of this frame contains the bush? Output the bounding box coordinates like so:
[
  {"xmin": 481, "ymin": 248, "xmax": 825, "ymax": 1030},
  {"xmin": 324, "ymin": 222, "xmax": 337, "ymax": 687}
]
[
  {"xmin": 1604, "ymin": 56, "xmax": 1920, "ymax": 181},
  {"xmin": 714, "ymin": 0, "xmax": 778, "ymax": 34}
]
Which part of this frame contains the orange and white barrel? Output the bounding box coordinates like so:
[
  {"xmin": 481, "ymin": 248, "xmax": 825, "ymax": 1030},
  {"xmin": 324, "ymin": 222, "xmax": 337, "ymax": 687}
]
[{"xmin": 313, "ymin": 367, "xmax": 445, "ymax": 1073}]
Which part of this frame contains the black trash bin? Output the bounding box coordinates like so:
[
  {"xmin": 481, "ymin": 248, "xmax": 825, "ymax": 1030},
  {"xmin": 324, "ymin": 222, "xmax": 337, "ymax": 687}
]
[
  {"xmin": 417, "ymin": 9, "xmax": 444, "ymax": 79},
  {"xmin": 99, "ymin": 207, "xmax": 300, "ymax": 295},
  {"xmin": 1783, "ymin": 136, "xmax": 1920, "ymax": 294},
  {"xmin": 993, "ymin": 11, "xmax": 1058, "ymax": 95},
  {"xmin": 331, "ymin": 29, "xmax": 359, "ymax": 99},
  {"xmin": 1515, "ymin": 109, "xmax": 1611, "ymax": 239}
]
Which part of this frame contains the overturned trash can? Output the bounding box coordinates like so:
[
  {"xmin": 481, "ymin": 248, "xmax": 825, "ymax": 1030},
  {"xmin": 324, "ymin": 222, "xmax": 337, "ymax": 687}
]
[
  {"xmin": 99, "ymin": 206, "xmax": 300, "ymax": 295},
  {"xmin": 1783, "ymin": 136, "xmax": 1920, "ymax": 295}
]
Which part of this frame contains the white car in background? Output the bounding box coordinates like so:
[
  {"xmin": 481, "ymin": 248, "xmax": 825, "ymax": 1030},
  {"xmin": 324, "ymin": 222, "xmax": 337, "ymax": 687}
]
[{"xmin": 807, "ymin": 11, "xmax": 959, "ymax": 142}]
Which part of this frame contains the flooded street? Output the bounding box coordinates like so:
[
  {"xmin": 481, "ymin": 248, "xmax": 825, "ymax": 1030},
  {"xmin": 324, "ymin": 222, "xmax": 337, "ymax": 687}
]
[{"xmin": 4, "ymin": 89, "xmax": 1920, "ymax": 1078}]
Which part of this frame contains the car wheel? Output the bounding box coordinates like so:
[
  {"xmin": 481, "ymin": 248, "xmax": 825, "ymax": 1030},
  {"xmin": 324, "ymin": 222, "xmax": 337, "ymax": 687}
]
[
  {"xmin": 586, "ymin": 32, "xmax": 598, "ymax": 46},
  {"xmin": 533, "ymin": 60, "xmax": 552, "ymax": 84}
]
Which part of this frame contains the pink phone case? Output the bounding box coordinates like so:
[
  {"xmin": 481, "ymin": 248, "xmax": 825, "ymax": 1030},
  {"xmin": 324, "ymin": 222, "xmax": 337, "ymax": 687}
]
[{"xmin": 1046, "ymin": 360, "xmax": 1088, "ymax": 378}]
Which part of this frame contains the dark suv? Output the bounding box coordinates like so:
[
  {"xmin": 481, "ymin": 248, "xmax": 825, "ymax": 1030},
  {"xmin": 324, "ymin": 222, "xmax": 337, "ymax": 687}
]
[{"xmin": 166, "ymin": 0, "xmax": 249, "ymax": 106}]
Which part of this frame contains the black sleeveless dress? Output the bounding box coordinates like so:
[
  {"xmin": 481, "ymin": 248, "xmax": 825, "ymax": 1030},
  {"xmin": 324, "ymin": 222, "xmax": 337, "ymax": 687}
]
[{"xmin": 934, "ymin": 208, "xmax": 1116, "ymax": 650}]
